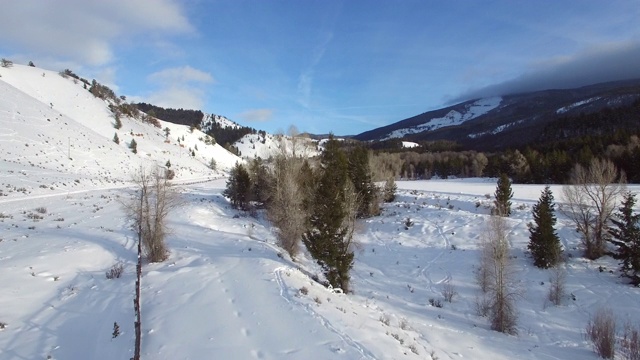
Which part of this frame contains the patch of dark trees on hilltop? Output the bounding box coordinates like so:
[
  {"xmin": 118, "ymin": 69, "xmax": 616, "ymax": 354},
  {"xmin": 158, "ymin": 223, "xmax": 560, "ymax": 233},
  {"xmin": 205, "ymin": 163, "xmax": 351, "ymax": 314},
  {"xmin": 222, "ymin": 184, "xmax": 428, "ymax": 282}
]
[
  {"xmin": 135, "ymin": 103, "xmax": 256, "ymax": 153},
  {"xmin": 135, "ymin": 103, "xmax": 204, "ymax": 127},
  {"xmin": 356, "ymin": 99, "xmax": 640, "ymax": 184}
]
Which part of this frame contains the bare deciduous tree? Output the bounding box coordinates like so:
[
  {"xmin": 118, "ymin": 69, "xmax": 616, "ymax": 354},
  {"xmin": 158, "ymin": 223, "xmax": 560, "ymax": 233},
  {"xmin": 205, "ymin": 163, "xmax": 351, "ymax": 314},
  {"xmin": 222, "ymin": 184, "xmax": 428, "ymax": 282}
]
[
  {"xmin": 548, "ymin": 265, "xmax": 566, "ymax": 306},
  {"xmin": 123, "ymin": 168, "xmax": 180, "ymax": 262},
  {"xmin": 477, "ymin": 215, "xmax": 519, "ymax": 334},
  {"xmin": 267, "ymin": 135, "xmax": 311, "ymax": 258},
  {"xmin": 562, "ymin": 158, "xmax": 626, "ymax": 259}
]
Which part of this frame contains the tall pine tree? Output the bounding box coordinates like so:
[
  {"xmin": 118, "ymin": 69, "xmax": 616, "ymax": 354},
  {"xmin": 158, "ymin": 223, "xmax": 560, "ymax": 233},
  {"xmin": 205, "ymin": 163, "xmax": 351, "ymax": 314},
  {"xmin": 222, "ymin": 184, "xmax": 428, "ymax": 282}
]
[
  {"xmin": 528, "ymin": 186, "xmax": 562, "ymax": 268},
  {"xmin": 302, "ymin": 136, "xmax": 354, "ymax": 292},
  {"xmin": 494, "ymin": 173, "xmax": 513, "ymax": 217},
  {"xmin": 347, "ymin": 146, "xmax": 377, "ymax": 218},
  {"xmin": 609, "ymin": 192, "xmax": 640, "ymax": 285}
]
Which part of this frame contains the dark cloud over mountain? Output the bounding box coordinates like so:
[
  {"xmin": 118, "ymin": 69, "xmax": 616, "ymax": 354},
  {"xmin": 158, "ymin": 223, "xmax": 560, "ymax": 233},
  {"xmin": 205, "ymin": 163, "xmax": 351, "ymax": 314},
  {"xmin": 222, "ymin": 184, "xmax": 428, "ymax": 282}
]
[{"xmin": 453, "ymin": 41, "xmax": 640, "ymax": 102}]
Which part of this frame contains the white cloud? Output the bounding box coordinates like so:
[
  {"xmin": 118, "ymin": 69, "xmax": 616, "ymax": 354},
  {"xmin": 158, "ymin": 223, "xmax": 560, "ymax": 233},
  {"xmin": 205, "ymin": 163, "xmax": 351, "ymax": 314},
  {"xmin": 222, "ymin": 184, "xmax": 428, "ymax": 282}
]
[
  {"xmin": 147, "ymin": 86, "xmax": 206, "ymax": 111},
  {"xmin": 0, "ymin": 0, "xmax": 193, "ymax": 66},
  {"xmin": 238, "ymin": 109, "xmax": 274, "ymax": 123},
  {"xmin": 148, "ymin": 66, "xmax": 214, "ymax": 85},
  {"xmin": 144, "ymin": 66, "xmax": 214, "ymax": 110}
]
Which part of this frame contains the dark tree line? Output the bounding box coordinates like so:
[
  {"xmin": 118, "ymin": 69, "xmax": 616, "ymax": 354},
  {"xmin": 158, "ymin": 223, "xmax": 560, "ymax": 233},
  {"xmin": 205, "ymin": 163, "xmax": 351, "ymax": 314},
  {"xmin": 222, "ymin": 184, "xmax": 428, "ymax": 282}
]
[{"xmin": 135, "ymin": 103, "xmax": 204, "ymax": 127}]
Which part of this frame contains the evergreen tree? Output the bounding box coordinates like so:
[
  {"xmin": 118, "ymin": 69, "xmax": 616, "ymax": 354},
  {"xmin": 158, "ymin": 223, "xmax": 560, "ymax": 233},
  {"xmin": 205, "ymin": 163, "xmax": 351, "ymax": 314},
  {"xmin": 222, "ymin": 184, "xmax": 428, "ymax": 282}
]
[
  {"xmin": 528, "ymin": 186, "xmax": 562, "ymax": 268},
  {"xmin": 129, "ymin": 139, "xmax": 137, "ymax": 154},
  {"xmin": 383, "ymin": 176, "xmax": 397, "ymax": 202},
  {"xmin": 347, "ymin": 146, "xmax": 377, "ymax": 217},
  {"xmin": 609, "ymin": 192, "xmax": 640, "ymax": 285},
  {"xmin": 114, "ymin": 114, "xmax": 122, "ymax": 129},
  {"xmin": 494, "ymin": 173, "xmax": 513, "ymax": 216},
  {"xmin": 302, "ymin": 136, "xmax": 354, "ymax": 292},
  {"xmin": 113, "ymin": 133, "xmax": 119, "ymax": 145},
  {"xmin": 223, "ymin": 163, "xmax": 252, "ymax": 211}
]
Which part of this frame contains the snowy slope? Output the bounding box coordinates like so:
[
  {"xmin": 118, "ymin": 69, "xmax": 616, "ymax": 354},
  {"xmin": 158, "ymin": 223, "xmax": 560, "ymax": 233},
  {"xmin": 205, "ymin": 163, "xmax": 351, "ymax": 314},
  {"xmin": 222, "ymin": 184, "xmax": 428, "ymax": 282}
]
[
  {"xmin": 0, "ymin": 64, "xmax": 240, "ymax": 200},
  {"xmin": 383, "ymin": 97, "xmax": 502, "ymax": 140},
  {"xmin": 235, "ymin": 132, "xmax": 320, "ymax": 159},
  {"xmin": 201, "ymin": 112, "xmax": 244, "ymax": 132}
]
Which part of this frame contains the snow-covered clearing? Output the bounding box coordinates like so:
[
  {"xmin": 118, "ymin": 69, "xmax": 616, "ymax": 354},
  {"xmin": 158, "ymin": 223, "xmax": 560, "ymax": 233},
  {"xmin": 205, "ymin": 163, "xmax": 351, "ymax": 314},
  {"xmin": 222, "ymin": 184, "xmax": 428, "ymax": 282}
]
[{"xmin": 1, "ymin": 177, "xmax": 639, "ymax": 359}]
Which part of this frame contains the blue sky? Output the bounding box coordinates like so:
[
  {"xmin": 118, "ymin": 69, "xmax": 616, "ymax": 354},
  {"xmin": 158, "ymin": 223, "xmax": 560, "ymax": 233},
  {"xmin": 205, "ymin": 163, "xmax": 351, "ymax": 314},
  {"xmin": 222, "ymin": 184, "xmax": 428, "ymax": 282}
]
[{"xmin": 1, "ymin": 1, "xmax": 639, "ymax": 135}]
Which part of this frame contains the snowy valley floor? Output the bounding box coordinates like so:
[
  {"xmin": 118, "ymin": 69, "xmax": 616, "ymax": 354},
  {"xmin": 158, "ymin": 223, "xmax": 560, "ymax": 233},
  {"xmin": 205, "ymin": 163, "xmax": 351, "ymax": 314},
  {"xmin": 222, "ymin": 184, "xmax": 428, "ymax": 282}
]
[{"xmin": 1, "ymin": 178, "xmax": 639, "ymax": 360}]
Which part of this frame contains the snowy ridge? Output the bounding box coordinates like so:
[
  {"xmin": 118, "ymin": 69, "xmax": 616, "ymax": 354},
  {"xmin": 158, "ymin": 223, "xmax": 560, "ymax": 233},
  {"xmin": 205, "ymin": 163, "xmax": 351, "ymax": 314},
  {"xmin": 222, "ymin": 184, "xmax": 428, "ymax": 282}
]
[
  {"xmin": 383, "ymin": 97, "xmax": 502, "ymax": 140},
  {"xmin": 201, "ymin": 113, "xmax": 243, "ymax": 132},
  {"xmin": 556, "ymin": 97, "xmax": 601, "ymax": 114},
  {"xmin": 468, "ymin": 119, "xmax": 526, "ymax": 139}
]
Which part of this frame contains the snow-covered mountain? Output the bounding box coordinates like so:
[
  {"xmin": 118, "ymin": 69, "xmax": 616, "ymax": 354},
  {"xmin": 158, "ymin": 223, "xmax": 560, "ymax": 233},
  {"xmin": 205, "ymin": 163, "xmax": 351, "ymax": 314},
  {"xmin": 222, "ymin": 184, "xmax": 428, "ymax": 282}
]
[
  {"xmin": 355, "ymin": 79, "xmax": 640, "ymax": 150},
  {"xmin": 0, "ymin": 64, "xmax": 240, "ymax": 199}
]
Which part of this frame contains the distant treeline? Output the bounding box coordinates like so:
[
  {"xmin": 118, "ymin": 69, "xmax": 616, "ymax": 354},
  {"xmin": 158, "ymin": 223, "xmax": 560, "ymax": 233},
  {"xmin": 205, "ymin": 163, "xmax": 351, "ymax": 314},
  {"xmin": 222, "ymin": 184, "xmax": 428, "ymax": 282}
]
[
  {"xmin": 358, "ymin": 99, "xmax": 640, "ymax": 183},
  {"xmin": 135, "ymin": 103, "xmax": 204, "ymax": 127}
]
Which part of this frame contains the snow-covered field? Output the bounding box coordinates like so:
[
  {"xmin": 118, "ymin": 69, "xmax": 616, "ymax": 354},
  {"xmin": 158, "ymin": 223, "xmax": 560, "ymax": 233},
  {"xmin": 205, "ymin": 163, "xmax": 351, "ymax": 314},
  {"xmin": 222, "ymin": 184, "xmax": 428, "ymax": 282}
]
[{"xmin": 1, "ymin": 176, "xmax": 639, "ymax": 359}]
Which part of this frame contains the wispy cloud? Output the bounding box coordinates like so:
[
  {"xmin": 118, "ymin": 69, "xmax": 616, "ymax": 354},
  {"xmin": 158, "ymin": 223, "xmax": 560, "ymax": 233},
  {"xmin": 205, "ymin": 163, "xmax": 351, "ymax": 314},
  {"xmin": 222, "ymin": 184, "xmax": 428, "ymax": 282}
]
[
  {"xmin": 238, "ymin": 109, "xmax": 274, "ymax": 123},
  {"xmin": 297, "ymin": 32, "xmax": 334, "ymax": 109}
]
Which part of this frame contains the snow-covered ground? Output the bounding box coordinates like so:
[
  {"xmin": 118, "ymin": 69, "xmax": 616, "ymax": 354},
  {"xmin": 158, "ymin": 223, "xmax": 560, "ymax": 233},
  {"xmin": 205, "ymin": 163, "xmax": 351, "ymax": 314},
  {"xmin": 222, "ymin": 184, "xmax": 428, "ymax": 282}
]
[{"xmin": 1, "ymin": 175, "xmax": 639, "ymax": 359}]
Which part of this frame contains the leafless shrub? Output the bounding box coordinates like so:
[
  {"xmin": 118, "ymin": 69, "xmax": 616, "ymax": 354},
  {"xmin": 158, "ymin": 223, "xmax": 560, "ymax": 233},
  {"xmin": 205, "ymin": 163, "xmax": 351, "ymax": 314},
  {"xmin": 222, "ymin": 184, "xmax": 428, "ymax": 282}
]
[
  {"xmin": 299, "ymin": 286, "xmax": 308, "ymax": 296},
  {"xmin": 562, "ymin": 158, "xmax": 625, "ymax": 259},
  {"xmin": 441, "ymin": 282, "xmax": 457, "ymax": 303},
  {"xmin": 620, "ymin": 322, "xmax": 640, "ymax": 360},
  {"xmin": 548, "ymin": 265, "xmax": 566, "ymax": 306},
  {"xmin": 34, "ymin": 207, "xmax": 47, "ymax": 214},
  {"xmin": 399, "ymin": 317, "xmax": 410, "ymax": 330},
  {"xmin": 428, "ymin": 298, "xmax": 443, "ymax": 308},
  {"xmin": 105, "ymin": 262, "xmax": 124, "ymax": 279},
  {"xmin": 122, "ymin": 168, "xmax": 180, "ymax": 262},
  {"xmin": 475, "ymin": 294, "xmax": 491, "ymax": 317},
  {"xmin": 0, "ymin": 321, "xmax": 6, "ymax": 329},
  {"xmin": 586, "ymin": 307, "xmax": 616, "ymax": 359},
  {"xmin": 408, "ymin": 344, "xmax": 419, "ymax": 355},
  {"xmin": 479, "ymin": 215, "xmax": 519, "ymax": 334},
  {"xmin": 379, "ymin": 314, "xmax": 390, "ymax": 326}
]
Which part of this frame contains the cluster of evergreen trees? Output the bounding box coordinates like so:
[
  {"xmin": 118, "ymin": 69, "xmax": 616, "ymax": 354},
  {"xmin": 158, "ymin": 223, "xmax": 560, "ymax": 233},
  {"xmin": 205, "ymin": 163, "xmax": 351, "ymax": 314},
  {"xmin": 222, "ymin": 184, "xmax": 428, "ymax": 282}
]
[
  {"xmin": 493, "ymin": 170, "xmax": 639, "ymax": 286},
  {"xmin": 223, "ymin": 136, "xmax": 384, "ymax": 292}
]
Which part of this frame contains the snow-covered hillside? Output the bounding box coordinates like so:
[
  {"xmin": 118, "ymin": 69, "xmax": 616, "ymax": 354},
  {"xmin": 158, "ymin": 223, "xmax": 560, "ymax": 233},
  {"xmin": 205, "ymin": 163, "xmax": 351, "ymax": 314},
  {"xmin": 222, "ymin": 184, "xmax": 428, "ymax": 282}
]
[
  {"xmin": 234, "ymin": 132, "xmax": 320, "ymax": 160},
  {"xmin": 383, "ymin": 97, "xmax": 502, "ymax": 140},
  {"xmin": 0, "ymin": 64, "xmax": 240, "ymax": 200},
  {"xmin": 201, "ymin": 113, "xmax": 244, "ymax": 132}
]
